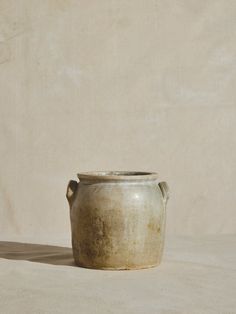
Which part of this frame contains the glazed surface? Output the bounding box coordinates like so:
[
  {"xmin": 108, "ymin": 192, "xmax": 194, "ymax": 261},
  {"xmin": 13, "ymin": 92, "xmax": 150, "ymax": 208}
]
[{"xmin": 67, "ymin": 174, "xmax": 168, "ymax": 270}]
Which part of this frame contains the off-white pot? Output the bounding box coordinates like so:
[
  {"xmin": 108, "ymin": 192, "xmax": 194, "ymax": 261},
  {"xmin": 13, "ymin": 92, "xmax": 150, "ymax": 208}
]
[{"xmin": 66, "ymin": 171, "xmax": 169, "ymax": 270}]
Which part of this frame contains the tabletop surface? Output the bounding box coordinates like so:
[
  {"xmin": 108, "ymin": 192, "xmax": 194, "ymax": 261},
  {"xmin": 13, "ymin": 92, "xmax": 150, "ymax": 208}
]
[{"xmin": 0, "ymin": 235, "xmax": 235, "ymax": 314}]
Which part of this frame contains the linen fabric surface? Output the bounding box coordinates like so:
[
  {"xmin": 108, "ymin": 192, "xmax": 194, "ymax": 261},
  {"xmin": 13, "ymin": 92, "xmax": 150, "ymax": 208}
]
[{"xmin": 0, "ymin": 1, "xmax": 235, "ymax": 313}]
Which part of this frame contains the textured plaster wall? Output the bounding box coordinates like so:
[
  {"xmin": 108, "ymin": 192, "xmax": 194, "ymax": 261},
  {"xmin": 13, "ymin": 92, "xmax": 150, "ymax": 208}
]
[{"xmin": 0, "ymin": 0, "xmax": 235, "ymax": 245}]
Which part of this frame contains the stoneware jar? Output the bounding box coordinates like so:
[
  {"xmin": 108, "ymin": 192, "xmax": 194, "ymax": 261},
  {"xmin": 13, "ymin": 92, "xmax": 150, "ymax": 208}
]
[{"xmin": 66, "ymin": 171, "xmax": 169, "ymax": 270}]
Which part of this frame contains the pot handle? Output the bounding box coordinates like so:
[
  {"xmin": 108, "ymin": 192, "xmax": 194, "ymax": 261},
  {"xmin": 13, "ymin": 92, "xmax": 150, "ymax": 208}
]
[
  {"xmin": 66, "ymin": 180, "xmax": 78, "ymax": 208},
  {"xmin": 158, "ymin": 182, "xmax": 169, "ymax": 205}
]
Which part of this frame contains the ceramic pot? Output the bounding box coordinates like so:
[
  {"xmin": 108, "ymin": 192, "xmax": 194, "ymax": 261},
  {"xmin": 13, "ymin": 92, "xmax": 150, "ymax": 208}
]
[{"xmin": 66, "ymin": 171, "xmax": 169, "ymax": 270}]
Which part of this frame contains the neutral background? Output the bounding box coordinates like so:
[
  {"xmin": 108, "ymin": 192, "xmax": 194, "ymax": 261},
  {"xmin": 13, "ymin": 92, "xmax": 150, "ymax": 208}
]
[{"xmin": 1, "ymin": 0, "xmax": 236, "ymax": 246}]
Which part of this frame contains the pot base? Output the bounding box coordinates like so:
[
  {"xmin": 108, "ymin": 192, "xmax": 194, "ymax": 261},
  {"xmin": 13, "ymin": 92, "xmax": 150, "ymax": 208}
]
[{"xmin": 74, "ymin": 261, "xmax": 161, "ymax": 271}]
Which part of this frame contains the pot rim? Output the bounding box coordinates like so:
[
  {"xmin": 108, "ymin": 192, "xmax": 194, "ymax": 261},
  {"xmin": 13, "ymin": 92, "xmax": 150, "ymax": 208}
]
[{"xmin": 77, "ymin": 171, "xmax": 158, "ymax": 181}]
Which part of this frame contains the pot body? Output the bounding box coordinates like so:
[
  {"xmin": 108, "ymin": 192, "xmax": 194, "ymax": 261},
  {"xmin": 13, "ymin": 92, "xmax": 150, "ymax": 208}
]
[{"xmin": 66, "ymin": 172, "xmax": 169, "ymax": 270}]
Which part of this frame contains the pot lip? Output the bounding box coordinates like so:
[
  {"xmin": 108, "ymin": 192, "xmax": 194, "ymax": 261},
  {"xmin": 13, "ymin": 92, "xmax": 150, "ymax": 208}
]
[{"xmin": 77, "ymin": 171, "xmax": 158, "ymax": 181}]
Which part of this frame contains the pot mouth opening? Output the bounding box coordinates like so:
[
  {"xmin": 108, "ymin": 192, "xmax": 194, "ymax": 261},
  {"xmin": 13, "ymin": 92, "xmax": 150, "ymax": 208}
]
[{"xmin": 77, "ymin": 171, "xmax": 158, "ymax": 181}]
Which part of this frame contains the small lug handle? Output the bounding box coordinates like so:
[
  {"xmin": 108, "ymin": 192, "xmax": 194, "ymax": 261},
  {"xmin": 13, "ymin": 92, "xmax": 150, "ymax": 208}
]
[
  {"xmin": 66, "ymin": 180, "xmax": 78, "ymax": 208},
  {"xmin": 158, "ymin": 181, "xmax": 169, "ymax": 205}
]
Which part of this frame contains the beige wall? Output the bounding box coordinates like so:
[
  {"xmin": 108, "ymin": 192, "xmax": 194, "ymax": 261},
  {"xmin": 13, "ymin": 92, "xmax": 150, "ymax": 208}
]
[{"xmin": 0, "ymin": 0, "xmax": 235, "ymax": 245}]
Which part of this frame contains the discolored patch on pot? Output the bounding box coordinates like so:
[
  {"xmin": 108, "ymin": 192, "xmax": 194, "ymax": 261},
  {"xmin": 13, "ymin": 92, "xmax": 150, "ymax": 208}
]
[
  {"xmin": 143, "ymin": 215, "xmax": 163, "ymax": 265},
  {"xmin": 147, "ymin": 221, "xmax": 161, "ymax": 233},
  {"xmin": 74, "ymin": 206, "xmax": 125, "ymax": 267}
]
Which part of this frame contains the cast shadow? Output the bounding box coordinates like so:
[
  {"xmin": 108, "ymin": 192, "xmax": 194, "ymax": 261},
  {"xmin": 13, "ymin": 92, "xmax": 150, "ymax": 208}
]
[{"xmin": 0, "ymin": 241, "xmax": 75, "ymax": 267}]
